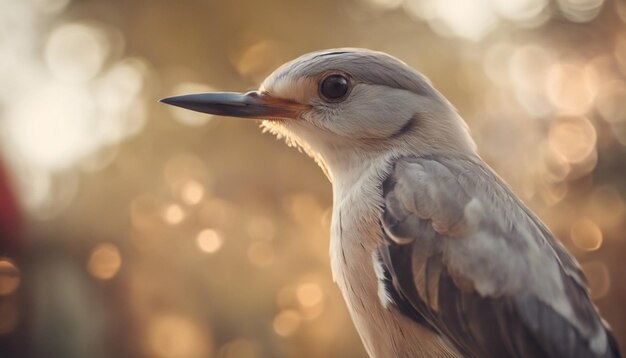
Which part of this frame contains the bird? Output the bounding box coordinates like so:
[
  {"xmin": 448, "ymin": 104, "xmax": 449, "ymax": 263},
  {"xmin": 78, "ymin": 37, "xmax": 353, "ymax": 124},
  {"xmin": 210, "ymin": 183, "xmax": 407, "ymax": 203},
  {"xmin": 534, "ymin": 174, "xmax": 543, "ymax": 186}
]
[{"xmin": 161, "ymin": 48, "xmax": 621, "ymax": 358}]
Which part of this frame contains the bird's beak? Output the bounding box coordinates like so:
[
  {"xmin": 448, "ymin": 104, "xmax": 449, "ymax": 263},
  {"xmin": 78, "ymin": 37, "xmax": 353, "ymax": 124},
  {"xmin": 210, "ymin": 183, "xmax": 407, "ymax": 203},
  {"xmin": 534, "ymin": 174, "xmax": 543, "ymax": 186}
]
[{"xmin": 160, "ymin": 91, "xmax": 306, "ymax": 120}]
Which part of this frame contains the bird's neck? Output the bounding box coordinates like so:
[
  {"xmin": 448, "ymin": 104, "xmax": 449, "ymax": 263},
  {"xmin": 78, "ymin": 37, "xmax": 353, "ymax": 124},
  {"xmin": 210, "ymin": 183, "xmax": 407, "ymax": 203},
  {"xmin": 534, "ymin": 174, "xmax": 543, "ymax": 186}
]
[
  {"xmin": 312, "ymin": 120, "xmax": 477, "ymax": 186},
  {"xmin": 316, "ymin": 140, "xmax": 473, "ymax": 189},
  {"xmin": 312, "ymin": 141, "xmax": 391, "ymax": 185}
]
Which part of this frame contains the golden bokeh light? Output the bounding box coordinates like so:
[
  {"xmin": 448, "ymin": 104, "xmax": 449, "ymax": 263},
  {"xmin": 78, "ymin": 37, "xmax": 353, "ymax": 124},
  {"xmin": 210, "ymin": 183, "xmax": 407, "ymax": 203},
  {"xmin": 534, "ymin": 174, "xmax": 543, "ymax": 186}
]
[
  {"xmin": 300, "ymin": 304, "xmax": 325, "ymax": 321},
  {"xmin": 547, "ymin": 62, "xmax": 598, "ymax": 115},
  {"xmin": 557, "ymin": 0, "xmax": 605, "ymax": 23},
  {"xmin": 483, "ymin": 42, "xmax": 515, "ymax": 86},
  {"xmin": 587, "ymin": 186, "xmax": 626, "ymax": 232},
  {"xmin": 300, "ymin": 303, "xmax": 325, "ymax": 321},
  {"xmin": 490, "ymin": 0, "xmax": 549, "ymax": 23},
  {"xmin": 548, "ymin": 116, "xmax": 597, "ymax": 164},
  {"xmin": 93, "ymin": 57, "xmax": 149, "ymax": 143},
  {"xmin": 509, "ymin": 45, "xmax": 553, "ymax": 88},
  {"xmin": 537, "ymin": 181, "xmax": 569, "ymax": 207},
  {"xmin": 595, "ymin": 80, "xmax": 626, "ymax": 123},
  {"xmin": 196, "ymin": 229, "xmax": 223, "ymax": 254},
  {"xmin": 541, "ymin": 145, "xmax": 572, "ymax": 182},
  {"xmin": 145, "ymin": 314, "xmax": 211, "ymax": 358},
  {"xmin": 163, "ymin": 204, "xmax": 185, "ymax": 225},
  {"xmin": 0, "ymin": 259, "xmax": 20, "ymax": 296},
  {"xmin": 570, "ymin": 219, "xmax": 603, "ymax": 251},
  {"xmin": 403, "ymin": 0, "xmax": 548, "ymax": 38},
  {"xmin": 4, "ymin": 4, "xmax": 147, "ymax": 216},
  {"xmin": 44, "ymin": 22, "xmax": 110, "ymax": 83},
  {"xmin": 6, "ymin": 83, "xmax": 97, "ymax": 170},
  {"xmin": 181, "ymin": 180, "xmax": 205, "ymax": 206},
  {"xmin": 87, "ymin": 243, "xmax": 122, "ymax": 280},
  {"xmin": 581, "ymin": 261, "xmax": 611, "ymax": 300},
  {"xmin": 164, "ymin": 154, "xmax": 211, "ymax": 202},
  {"xmin": 296, "ymin": 283, "xmax": 323, "ymax": 308},
  {"xmin": 296, "ymin": 282, "xmax": 325, "ymax": 321},
  {"xmin": 273, "ymin": 310, "xmax": 302, "ymax": 337},
  {"xmin": 428, "ymin": 0, "xmax": 498, "ymax": 42},
  {"xmin": 571, "ymin": 147, "xmax": 598, "ymax": 179},
  {"xmin": 508, "ymin": 44, "xmax": 555, "ymax": 117}
]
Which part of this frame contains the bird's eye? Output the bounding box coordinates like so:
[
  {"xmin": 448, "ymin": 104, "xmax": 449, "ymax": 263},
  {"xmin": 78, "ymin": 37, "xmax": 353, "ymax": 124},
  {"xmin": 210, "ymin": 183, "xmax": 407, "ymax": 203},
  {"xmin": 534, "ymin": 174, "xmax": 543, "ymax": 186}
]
[{"xmin": 320, "ymin": 74, "xmax": 350, "ymax": 101}]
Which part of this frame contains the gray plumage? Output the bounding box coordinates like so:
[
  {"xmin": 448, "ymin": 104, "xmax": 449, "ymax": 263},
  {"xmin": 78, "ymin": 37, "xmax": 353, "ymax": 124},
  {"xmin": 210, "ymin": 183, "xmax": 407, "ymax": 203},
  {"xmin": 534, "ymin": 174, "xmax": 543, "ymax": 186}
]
[
  {"xmin": 379, "ymin": 155, "xmax": 620, "ymax": 358},
  {"xmin": 272, "ymin": 50, "xmax": 443, "ymax": 99}
]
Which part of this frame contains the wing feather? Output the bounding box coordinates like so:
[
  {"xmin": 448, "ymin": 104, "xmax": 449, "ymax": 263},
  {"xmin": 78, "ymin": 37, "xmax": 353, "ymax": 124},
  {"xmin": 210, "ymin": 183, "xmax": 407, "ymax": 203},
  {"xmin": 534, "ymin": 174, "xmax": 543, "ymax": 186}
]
[{"xmin": 378, "ymin": 155, "xmax": 621, "ymax": 358}]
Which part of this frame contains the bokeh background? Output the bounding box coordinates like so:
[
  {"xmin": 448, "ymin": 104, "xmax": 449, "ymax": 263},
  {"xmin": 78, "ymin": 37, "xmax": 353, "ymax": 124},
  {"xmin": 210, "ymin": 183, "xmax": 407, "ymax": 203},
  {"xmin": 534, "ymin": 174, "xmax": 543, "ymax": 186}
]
[{"xmin": 0, "ymin": 0, "xmax": 625, "ymax": 357}]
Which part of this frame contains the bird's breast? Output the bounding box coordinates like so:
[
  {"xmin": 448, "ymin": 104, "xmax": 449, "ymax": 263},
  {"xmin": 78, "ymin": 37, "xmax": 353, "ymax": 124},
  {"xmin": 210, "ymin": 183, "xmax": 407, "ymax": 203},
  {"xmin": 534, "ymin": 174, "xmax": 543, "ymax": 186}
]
[{"xmin": 329, "ymin": 172, "xmax": 456, "ymax": 358}]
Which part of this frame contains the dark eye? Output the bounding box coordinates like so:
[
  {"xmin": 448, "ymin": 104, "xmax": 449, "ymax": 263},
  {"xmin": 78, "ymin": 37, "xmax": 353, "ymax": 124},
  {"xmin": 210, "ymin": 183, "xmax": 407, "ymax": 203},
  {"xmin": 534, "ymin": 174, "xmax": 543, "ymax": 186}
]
[{"xmin": 320, "ymin": 74, "xmax": 349, "ymax": 101}]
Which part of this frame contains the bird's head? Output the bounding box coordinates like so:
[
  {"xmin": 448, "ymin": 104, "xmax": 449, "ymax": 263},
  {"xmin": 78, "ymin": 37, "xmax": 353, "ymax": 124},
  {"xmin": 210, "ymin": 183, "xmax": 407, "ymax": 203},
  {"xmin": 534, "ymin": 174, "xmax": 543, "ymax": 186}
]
[{"xmin": 162, "ymin": 49, "xmax": 476, "ymax": 178}]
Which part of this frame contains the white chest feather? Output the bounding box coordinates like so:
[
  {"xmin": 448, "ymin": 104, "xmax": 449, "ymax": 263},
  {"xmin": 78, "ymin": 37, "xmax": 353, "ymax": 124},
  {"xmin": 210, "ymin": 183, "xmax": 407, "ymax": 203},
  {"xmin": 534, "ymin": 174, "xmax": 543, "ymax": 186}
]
[{"xmin": 329, "ymin": 160, "xmax": 456, "ymax": 358}]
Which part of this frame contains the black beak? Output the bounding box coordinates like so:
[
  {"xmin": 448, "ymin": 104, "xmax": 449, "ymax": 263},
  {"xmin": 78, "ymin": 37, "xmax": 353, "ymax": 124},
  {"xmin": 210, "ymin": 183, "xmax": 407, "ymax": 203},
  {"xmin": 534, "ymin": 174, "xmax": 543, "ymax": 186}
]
[{"xmin": 160, "ymin": 91, "xmax": 306, "ymax": 119}]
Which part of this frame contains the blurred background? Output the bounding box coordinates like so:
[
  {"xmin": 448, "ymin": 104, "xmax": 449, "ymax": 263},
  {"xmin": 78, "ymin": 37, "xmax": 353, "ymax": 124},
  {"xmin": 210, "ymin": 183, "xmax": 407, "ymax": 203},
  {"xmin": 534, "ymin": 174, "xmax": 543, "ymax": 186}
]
[{"xmin": 0, "ymin": 0, "xmax": 625, "ymax": 357}]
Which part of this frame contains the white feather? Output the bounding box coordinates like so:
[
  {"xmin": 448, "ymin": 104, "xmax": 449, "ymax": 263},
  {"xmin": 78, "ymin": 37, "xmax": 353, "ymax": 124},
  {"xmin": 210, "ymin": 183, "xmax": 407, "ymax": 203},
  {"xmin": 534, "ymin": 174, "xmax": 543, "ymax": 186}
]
[{"xmin": 372, "ymin": 251, "xmax": 392, "ymax": 309}]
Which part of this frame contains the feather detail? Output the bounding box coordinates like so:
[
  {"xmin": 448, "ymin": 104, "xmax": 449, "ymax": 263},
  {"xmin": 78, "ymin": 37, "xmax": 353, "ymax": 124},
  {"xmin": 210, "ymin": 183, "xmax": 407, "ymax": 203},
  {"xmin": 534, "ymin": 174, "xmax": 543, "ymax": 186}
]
[{"xmin": 379, "ymin": 155, "xmax": 621, "ymax": 358}]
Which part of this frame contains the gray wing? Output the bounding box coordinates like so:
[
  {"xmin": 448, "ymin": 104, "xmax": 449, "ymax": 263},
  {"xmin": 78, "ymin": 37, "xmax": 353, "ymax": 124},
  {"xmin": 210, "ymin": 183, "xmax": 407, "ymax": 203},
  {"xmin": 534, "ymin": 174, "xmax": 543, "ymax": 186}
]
[{"xmin": 377, "ymin": 156, "xmax": 621, "ymax": 358}]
